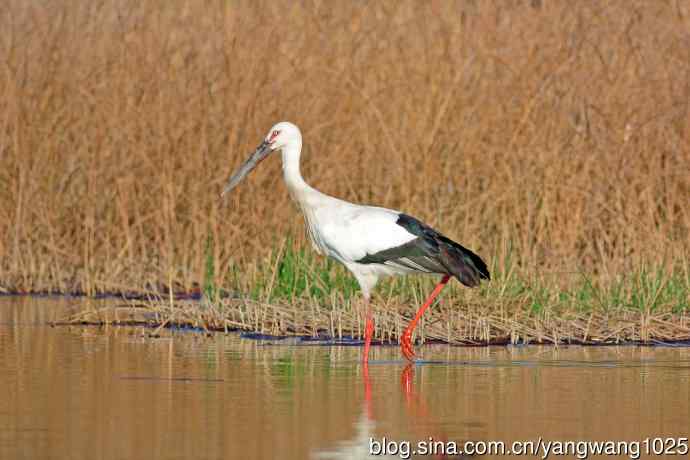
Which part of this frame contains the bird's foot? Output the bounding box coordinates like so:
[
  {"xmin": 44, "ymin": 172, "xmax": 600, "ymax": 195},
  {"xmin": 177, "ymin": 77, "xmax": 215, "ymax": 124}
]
[{"xmin": 400, "ymin": 327, "xmax": 416, "ymax": 361}]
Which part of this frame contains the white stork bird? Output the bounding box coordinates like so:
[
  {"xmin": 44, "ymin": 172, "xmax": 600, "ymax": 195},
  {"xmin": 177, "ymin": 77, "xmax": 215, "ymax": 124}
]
[{"xmin": 222, "ymin": 122, "xmax": 489, "ymax": 362}]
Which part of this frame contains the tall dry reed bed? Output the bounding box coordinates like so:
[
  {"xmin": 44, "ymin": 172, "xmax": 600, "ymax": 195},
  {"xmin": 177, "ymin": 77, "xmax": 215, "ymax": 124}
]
[{"xmin": 1, "ymin": 1, "xmax": 689, "ymax": 323}]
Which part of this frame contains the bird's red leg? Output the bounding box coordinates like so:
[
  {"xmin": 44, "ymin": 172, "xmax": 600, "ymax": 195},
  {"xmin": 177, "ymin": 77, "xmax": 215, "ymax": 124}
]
[
  {"xmin": 401, "ymin": 275, "xmax": 451, "ymax": 361},
  {"xmin": 362, "ymin": 297, "xmax": 374, "ymax": 363}
]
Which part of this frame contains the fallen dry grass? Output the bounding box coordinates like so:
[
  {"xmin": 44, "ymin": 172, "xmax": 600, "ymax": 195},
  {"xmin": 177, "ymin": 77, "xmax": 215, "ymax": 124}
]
[
  {"xmin": 58, "ymin": 297, "xmax": 690, "ymax": 345},
  {"xmin": 1, "ymin": 1, "xmax": 689, "ymax": 334}
]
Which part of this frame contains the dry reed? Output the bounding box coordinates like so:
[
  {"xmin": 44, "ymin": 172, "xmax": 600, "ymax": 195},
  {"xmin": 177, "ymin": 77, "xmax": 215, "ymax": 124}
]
[
  {"xmin": 56, "ymin": 297, "xmax": 690, "ymax": 345},
  {"xmin": 1, "ymin": 1, "xmax": 689, "ymax": 314}
]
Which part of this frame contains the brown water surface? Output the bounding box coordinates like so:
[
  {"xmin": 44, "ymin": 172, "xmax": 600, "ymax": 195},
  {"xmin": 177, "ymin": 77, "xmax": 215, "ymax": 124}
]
[{"xmin": 1, "ymin": 297, "xmax": 689, "ymax": 460}]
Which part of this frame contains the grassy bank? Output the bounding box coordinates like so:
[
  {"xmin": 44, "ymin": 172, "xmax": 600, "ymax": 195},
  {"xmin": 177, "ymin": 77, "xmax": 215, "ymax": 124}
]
[
  {"xmin": 2, "ymin": 1, "xmax": 689, "ymax": 337},
  {"xmin": 59, "ymin": 239, "xmax": 690, "ymax": 344}
]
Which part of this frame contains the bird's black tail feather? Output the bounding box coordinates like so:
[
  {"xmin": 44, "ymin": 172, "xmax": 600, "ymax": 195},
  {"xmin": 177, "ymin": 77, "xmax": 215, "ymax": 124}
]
[
  {"xmin": 437, "ymin": 235, "xmax": 490, "ymax": 288},
  {"xmin": 393, "ymin": 213, "xmax": 490, "ymax": 287}
]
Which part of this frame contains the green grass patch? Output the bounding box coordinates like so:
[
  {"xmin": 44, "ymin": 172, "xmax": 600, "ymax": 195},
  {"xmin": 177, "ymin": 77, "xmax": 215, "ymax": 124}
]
[{"xmin": 242, "ymin": 239, "xmax": 689, "ymax": 315}]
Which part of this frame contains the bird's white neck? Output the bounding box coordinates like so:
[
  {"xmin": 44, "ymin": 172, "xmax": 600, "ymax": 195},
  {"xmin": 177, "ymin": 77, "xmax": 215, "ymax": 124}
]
[{"xmin": 281, "ymin": 141, "xmax": 319, "ymax": 206}]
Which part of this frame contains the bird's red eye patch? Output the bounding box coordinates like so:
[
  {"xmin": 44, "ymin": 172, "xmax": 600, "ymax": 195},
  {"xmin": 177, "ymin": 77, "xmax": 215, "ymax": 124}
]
[{"xmin": 269, "ymin": 130, "xmax": 280, "ymax": 142}]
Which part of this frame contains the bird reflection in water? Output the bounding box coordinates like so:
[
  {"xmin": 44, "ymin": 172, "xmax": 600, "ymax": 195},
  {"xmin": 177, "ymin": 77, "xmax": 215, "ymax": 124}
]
[{"xmin": 313, "ymin": 362, "xmax": 475, "ymax": 460}]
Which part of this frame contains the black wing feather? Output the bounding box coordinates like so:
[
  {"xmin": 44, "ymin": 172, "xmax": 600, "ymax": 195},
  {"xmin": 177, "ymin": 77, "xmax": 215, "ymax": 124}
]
[
  {"xmin": 357, "ymin": 239, "xmax": 446, "ymax": 273},
  {"xmin": 356, "ymin": 213, "xmax": 490, "ymax": 287}
]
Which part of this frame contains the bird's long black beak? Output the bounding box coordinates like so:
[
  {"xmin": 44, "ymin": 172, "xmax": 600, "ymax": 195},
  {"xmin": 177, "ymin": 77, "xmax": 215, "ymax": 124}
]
[{"xmin": 221, "ymin": 140, "xmax": 271, "ymax": 198}]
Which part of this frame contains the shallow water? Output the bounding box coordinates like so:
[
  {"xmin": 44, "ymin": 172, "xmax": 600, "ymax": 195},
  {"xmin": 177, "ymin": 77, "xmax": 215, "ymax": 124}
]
[{"xmin": 1, "ymin": 297, "xmax": 689, "ymax": 460}]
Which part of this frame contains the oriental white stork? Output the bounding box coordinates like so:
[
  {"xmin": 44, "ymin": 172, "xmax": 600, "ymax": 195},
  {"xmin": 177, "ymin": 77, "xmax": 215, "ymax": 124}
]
[{"xmin": 222, "ymin": 122, "xmax": 490, "ymax": 362}]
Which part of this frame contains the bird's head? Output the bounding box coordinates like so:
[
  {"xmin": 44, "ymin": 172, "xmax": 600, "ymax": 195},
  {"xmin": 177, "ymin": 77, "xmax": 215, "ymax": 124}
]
[
  {"xmin": 221, "ymin": 121, "xmax": 301, "ymax": 198},
  {"xmin": 264, "ymin": 121, "xmax": 301, "ymax": 151}
]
